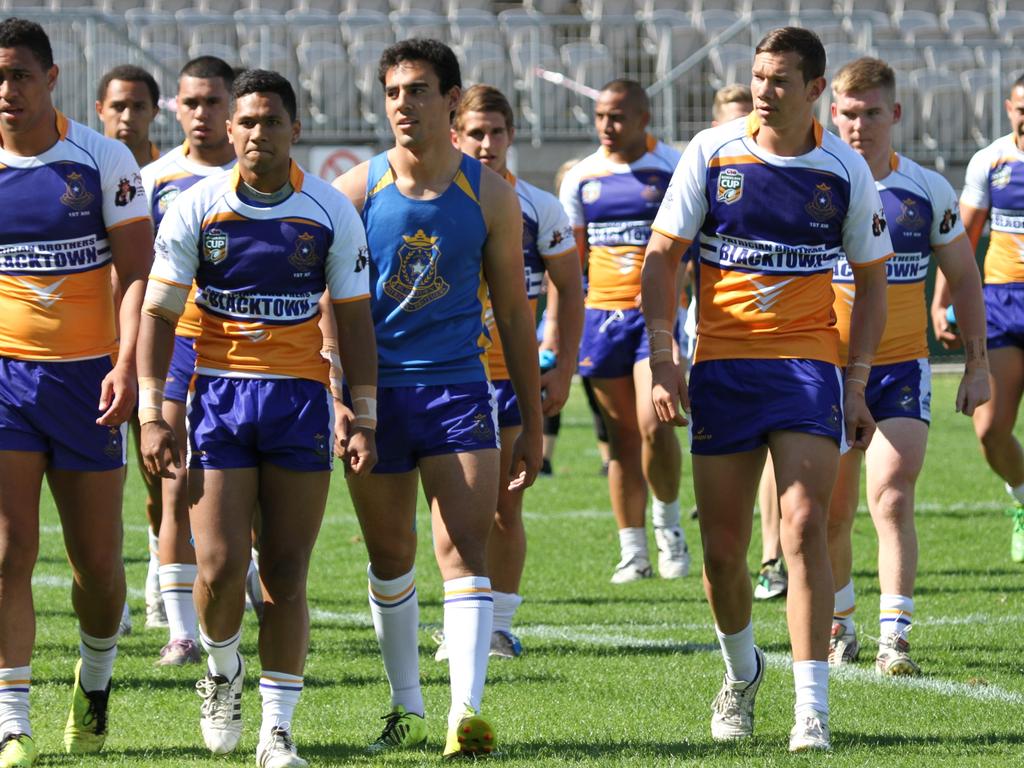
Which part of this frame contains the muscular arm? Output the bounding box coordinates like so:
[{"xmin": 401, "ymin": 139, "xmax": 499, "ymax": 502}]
[
  {"xmin": 482, "ymin": 171, "xmax": 542, "ymax": 488},
  {"xmin": 934, "ymin": 235, "xmax": 990, "ymax": 414},
  {"xmin": 845, "ymin": 260, "xmax": 888, "ymax": 449},
  {"xmin": 102, "ymin": 218, "xmax": 154, "ymax": 425},
  {"xmin": 540, "ymin": 252, "xmax": 583, "ymax": 416},
  {"xmin": 640, "ymin": 230, "xmax": 691, "ymax": 425},
  {"xmin": 932, "ymin": 203, "xmax": 987, "ymax": 350},
  {"xmin": 332, "ymin": 161, "xmax": 370, "ymax": 215}
]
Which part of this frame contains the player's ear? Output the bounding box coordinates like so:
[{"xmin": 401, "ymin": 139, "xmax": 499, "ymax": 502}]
[
  {"xmin": 892, "ymin": 101, "xmax": 901, "ymax": 125},
  {"xmin": 291, "ymin": 119, "xmax": 301, "ymax": 145},
  {"xmin": 47, "ymin": 64, "xmax": 58, "ymax": 94}
]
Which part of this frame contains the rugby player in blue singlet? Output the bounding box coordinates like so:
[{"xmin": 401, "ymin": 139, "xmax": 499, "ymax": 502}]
[{"xmin": 333, "ymin": 39, "xmax": 543, "ymax": 759}]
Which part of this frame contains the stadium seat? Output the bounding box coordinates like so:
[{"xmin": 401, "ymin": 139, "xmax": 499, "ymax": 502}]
[
  {"xmin": 994, "ymin": 10, "xmax": 1024, "ymax": 44},
  {"xmin": 340, "ymin": 9, "xmax": 393, "ymax": 46},
  {"xmin": 146, "ymin": 40, "xmax": 186, "ymax": 71},
  {"xmin": 389, "ymin": 10, "xmax": 447, "ymax": 42},
  {"xmin": 306, "ymin": 53, "xmax": 360, "ymax": 129},
  {"xmin": 349, "ymin": 38, "xmax": 388, "ymax": 124},
  {"xmin": 188, "ymin": 41, "xmax": 238, "ymax": 64},
  {"xmin": 177, "ymin": 10, "xmax": 238, "ymax": 55},
  {"xmin": 883, "ymin": 45, "xmax": 924, "ymax": 72},
  {"xmin": 826, "ymin": 42, "xmax": 870, "ymax": 73},
  {"xmin": 560, "ymin": 40, "xmax": 613, "ymax": 124},
  {"xmin": 459, "ymin": 40, "xmax": 513, "ymax": 96},
  {"xmin": 709, "ymin": 43, "xmax": 751, "ymax": 89},
  {"xmin": 85, "ymin": 41, "xmax": 137, "ymax": 70},
  {"xmin": 923, "ymin": 44, "xmax": 977, "ymax": 73},
  {"xmin": 345, "ymin": 0, "xmax": 388, "ymax": 11},
  {"xmin": 643, "ymin": 10, "xmax": 704, "ymax": 75},
  {"xmin": 791, "ymin": 0, "xmax": 836, "ymax": 12},
  {"xmin": 235, "ymin": 9, "xmax": 291, "ymax": 47},
  {"xmin": 899, "ymin": 10, "xmax": 947, "ymax": 43},
  {"xmin": 700, "ymin": 0, "xmax": 748, "ymax": 13},
  {"xmin": 499, "ymin": 8, "xmax": 554, "ymax": 50},
  {"xmin": 449, "ymin": 8, "xmax": 501, "ymax": 47},
  {"xmin": 199, "ymin": 0, "xmax": 240, "ymax": 11},
  {"xmin": 580, "ymin": 0, "xmax": 635, "ymax": 19},
  {"xmin": 636, "ymin": 0, "xmax": 695, "ymax": 14},
  {"xmin": 297, "ymin": 0, "xmax": 343, "ymax": 10},
  {"xmin": 446, "ymin": 0, "xmax": 493, "ymax": 15},
  {"xmin": 392, "ymin": 0, "xmax": 444, "ymax": 13},
  {"xmin": 146, "ymin": 0, "xmax": 191, "ymax": 12},
  {"xmin": 525, "ymin": 0, "xmax": 573, "ymax": 14},
  {"xmin": 240, "ymin": 41, "xmax": 292, "ymax": 74},
  {"xmin": 286, "ymin": 9, "xmax": 343, "ymax": 45},
  {"xmin": 891, "ymin": 83, "xmax": 919, "ymax": 146},
  {"xmin": 961, "ymin": 67, "xmax": 997, "ymax": 145},
  {"xmin": 125, "ymin": 8, "xmax": 178, "ymax": 48},
  {"xmin": 941, "ymin": 9, "xmax": 991, "ymax": 42},
  {"xmin": 101, "ymin": 0, "xmax": 146, "ymax": 14},
  {"xmin": 895, "ymin": 0, "xmax": 940, "ymax": 14},
  {"xmin": 696, "ymin": 9, "xmax": 742, "ymax": 41}
]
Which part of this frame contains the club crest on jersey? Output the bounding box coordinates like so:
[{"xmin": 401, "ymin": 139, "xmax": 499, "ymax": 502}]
[
  {"xmin": 60, "ymin": 171, "xmax": 94, "ymax": 211},
  {"xmin": 288, "ymin": 231, "xmax": 320, "ymax": 269},
  {"xmin": 939, "ymin": 207, "xmax": 958, "ymax": 235},
  {"xmin": 157, "ymin": 185, "xmax": 181, "ymax": 215},
  {"xmin": 581, "ymin": 179, "xmax": 601, "ymax": 204},
  {"xmin": 716, "ymin": 168, "xmax": 743, "ymax": 205},
  {"xmin": 202, "ymin": 227, "xmax": 229, "ymax": 265},
  {"xmin": 992, "ymin": 164, "xmax": 1012, "ymax": 190},
  {"xmin": 805, "ymin": 183, "xmax": 837, "ymax": 222},
  {"xmin": 384, "ymin": 229, "xmax": 450, "ymax": 311},
  {"xmin": 896, "ymin": 197, "xmax": 925, "ymax": 230},
  {"xmin": 549, "ymin": 226, "xmax": 570, "ymax": 250},
  {"xmin": 872, "ymin": 210, "xmax": 887, "ymax": 237},
  {"xmin": 641, "ymin": 174, "xmax": 666, "ymax": 202}
]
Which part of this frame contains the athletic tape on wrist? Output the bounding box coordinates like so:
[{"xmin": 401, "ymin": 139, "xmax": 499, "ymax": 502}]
[
  {"xmin": 138, "ymin": 376, "xmax": 165, "ymax": 424},
  {"xmin": 350, "ymin": 384, "xmax": 377, "ymax": 430},
  {"xmin": 646, "ymin": 319, "xmax": 674, "ymax": 365}
]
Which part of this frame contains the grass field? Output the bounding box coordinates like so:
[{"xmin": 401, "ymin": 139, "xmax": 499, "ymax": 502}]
[{"xmin": 23, "ymin": 371, "xmax": 1024, "ymax": 766}]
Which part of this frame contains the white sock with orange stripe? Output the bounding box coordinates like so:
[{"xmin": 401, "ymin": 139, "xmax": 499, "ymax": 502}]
[
  {"xmin": 368, "ymin": 566, "xmax": 423, "ymax": 717},
  {"xmin": 443, "ymin": 576, "xmax": 492, "ymax": 728},
  {"xmin": 880, "ymin": 594, "xmax": 913, "ymax": 639},
  {"xmin": 0, "ymin": 666, "xmax": 31, "ymax": 738},
  {"xmin": 159, "ymin": 564, "xmax": 198, "ymax": 642},
  {"xmin": 833, "ymin": 580, "xmax": 856, "ymax": 633},
  {"xmin": 259, "ymin": 671, "xmax": 303, "ymax": 742}
]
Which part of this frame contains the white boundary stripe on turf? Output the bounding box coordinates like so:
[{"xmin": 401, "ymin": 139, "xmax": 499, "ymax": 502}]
[
  {"xmin": 522, "ymin": 500, "xmax": 1008, "ymax": 521},
  {"xmin": 32, "ymin": 574, "xmax": 144, "ymax": 599}
]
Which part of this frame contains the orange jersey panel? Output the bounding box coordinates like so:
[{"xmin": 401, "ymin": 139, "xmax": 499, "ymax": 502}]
[
  {"xmin": 693, "ymin": 263, "xmax": 840, "ymax": 365},
  {"xmin": 176, "ymin": 284, "xmax": 202, "ymax": 338},
  {"xmin": 833, "ymin": 281, "xmax": 926, "ymax": 365},
  {"xmin": 196, "ymin": 314, "xmax": 330, "ymax": 384}
]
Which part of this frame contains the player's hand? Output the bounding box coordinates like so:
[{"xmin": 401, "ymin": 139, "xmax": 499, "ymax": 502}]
[
  {"xmin": 97, "ymin": 362, "xmax": 137, "ymax": 426},
  {"xmin": 931, "ymin": 304, "xmax": 962, "ymax": 350},
  {"xmin": 345, "ymin": 427, "xmax": 377, "ymax": 476},
  {"xmin": 956, "ymin": 366, "xmax": 991, "ymax": 416},
  {"xmin": 540, "ymin": 367, "xmax": 571, "ymax": 417},
  {"xmin": 507, "ymin": 426, "xmax": 542, "ymax": 491},
  {"xmin": 843, "ymin": 387, "xmax": 875, "ymax": 451},
  {"xmin": 651, "ymin": 360, "xmax": 689, "ymax": 427},
  {"xmin": 140, "ymin": 419, "xmax": 180, "ymax": 479},
  {"xmin": 333, "ymin": 399, "xmax": 355, "ymax": 457}
]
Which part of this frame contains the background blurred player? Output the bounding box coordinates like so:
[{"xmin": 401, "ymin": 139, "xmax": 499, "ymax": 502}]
[
  {"xmin": 0, "ymin": 18, "xmax": 153, "ymax": 766},
  {"xmin": 642, "ymin": 27, "xmax": 891, "ymax": 751},
  {"xmin": 96, "ymin": 64, "xmax": 160, "ymax": 168},
  {"xmin": 140, "ymin": 55, "xmax": 236, "ymax": 667},
  {"xmin": 96, "ymin": 62, "xmax": 164, "ymax": 634},
  {"xmin": 829, "ymin": 57, "xmax": 989, "ymax": 675},
  {"xmin": 334, "ymin": 39, "xmax": 542, "ymax": 758},
  {"xmin": 559, "ymin": 79, "xmax": 688, "ymax": 583},
  {"xmin": 139, "ymin": 69, "xmax": 376, "ymax": 768},
  {"xmin": 449, "ymin": 83, "xmax": 583, "ymax": 658},
  {"xmin": 933, "ymin": 74, "xmax": 1024, "ymax": 562}
]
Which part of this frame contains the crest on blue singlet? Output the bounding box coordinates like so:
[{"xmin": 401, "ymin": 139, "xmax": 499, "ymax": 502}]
[{"xmin": 384, "ymin": 228, "xmax": 450, "ymax": 311}]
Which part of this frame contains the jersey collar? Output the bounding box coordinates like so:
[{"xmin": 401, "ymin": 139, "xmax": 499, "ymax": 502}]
[
  {"xmin": 229, "ymin": 159, "xmax": 304, "ymax": 195},
  {"xmin": 745, "ymin": 112, "xmax": 823, "ymax": 148}
]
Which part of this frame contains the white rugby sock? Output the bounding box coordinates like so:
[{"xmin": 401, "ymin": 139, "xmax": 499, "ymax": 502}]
[
  {"xmin": 78, "ymin": 629, "xmax": 117, "ymax": 692},
  {"xmin": 146, "ymin": 527, "xmax": 161, "ymax": 602},
  {"xmin": 617, "ymin": 527, "xmax": 648, "ymax": 562},
  {"xmin": 1006, "ymin": 482, "xmax": 1024, "ymax": 505},
  {"xmin": 651, "ymin": 497, "xmax": 681, "ymax": 529},
  {"xmin": 443, "ymin": 576, "xmax": 492, "ymax": 728},
  {"xmin": 716, "ymin": 620, "xmax": 757, "ymax": 684},
  {"xmin": 368, "ymin": 566, "xmax": 423, "ymax": 717},
  {"xmin": 159, "ymin": 563, "xmax": 198, "ymax": 641},
  {"xmin": 259, "ymin": 671, "xmax": 303, "ymax": 743},
  {"xmin": 880, "ymin": 594, "xmax": 914, "ymax": 639},
  {"xmin": 491, "ymin": 591, "xmax": 522, "ymax": 634},
  {"xmin": 793, "ymin": 660, "xmax": 829, "ymax": 721},
  {"xmin": 833, "ymin": 580, "xmax": 856, "ymax": 632},
  {"xmin": 0, "ymin": 667, "xmax": 31, "ymax": 738},
  {"xmin": 200, "ymin": 629, "xmax": 241, "ymax": 680}
]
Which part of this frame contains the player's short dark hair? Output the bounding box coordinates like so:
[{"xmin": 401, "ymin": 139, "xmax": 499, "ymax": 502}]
[
  {"xmin": 377, "ymin": 38, "xmax": 461, "ymax": 95},
  {"xmin": 180, "ymin": 55, "xmax": 235, "ymax": 89},
  {"xmin": 755, "ymin": 26, "xmax": 826, "ymax": 82},
  {"xmin": 231, "ymin": 68, "xmax": 296, "ymax": 121},
  {"xmin": 599, "ymin": 78, "xmax": 650, "ymax": 113},
  {"xmin": 97, "ymin": 64, "xmax": 160, "ymax": 107},
  {"xmin": 0, "ymin": 17, "xmax": 52, "ymax": 70}
]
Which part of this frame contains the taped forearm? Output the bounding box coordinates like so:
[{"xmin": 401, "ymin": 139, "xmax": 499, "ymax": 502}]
[{"xmin": 142, "ymin": 280, "xmax": 189, "ymax": 326}]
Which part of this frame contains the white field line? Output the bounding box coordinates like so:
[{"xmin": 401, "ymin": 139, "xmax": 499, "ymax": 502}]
[
  {"xmin": 31, "ymin": 574, "xmax": 144, "ymax": 599},
  {"xmin": 522, "ymin": 500, "xmax": 1007, "ymax": 521}
]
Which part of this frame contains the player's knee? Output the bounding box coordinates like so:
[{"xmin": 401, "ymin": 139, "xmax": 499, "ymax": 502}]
[
  {"xmin": 258, "ymin": 557, "xmax": 307, "ymax": 604},
  {"xmin": 702, "ymin": 534, "xmax": 748, "ymax": 578},
  {"xmin": 872, "ymin": 484, "xmax": 913, "ymax": 525},
  {"xmin": 196, "ymin": 551, "xmax": 249, "ymax": 596},
  {"xmin": 977, "ymin": 421, "xmax": 1011, "ymax": 453},
  {"xmin": 71, "ymin": 554, "xmax": 124, "ymax": 596},
  {"xmin": 784, "ymin": 504, "xmax": 827, "ymax": 545},
  {"xmin": 0, "ymin": 530, "xmax": 39, "ymax": 582}
]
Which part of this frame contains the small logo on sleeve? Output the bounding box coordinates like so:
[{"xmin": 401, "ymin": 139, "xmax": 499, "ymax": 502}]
[
  {"xmin": 939, "ymin": 208, "xmax": 958, "ymax": 235},
  {"xmin": 115, "ymin": 177, "xmax": 138, "ymax": 207},
  {"xmin": 872, "ymin": 211, "xmax": 887, "ymax": 237}
]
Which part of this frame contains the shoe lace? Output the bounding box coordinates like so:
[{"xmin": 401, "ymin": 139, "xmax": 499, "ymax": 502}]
[
  {"xmin": 82, "ymin": 688, "xmax": 109, "ymax": 735},
  {"xmin": 195, "ymin": 676, "xmax": 233, "ymax": 723},
  {"xmin": 797, "ymin": 714, "xmax": 826, "ymax": 739},
  {"xmin": 268, "ymin": 725, "xmax": 295, "ymax": 753},
  {"xmin": 711, "ymin": 683, "xmax": 751, "ymax": 718},
  {"xmin": 374, "ymin": 710, "xmax": 408, "ymax": 746}
]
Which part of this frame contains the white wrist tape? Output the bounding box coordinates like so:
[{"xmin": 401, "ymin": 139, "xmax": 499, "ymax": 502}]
[
  {"xmin": 138, "ymin": 376, "xmax": 165, "ymax": 424},
  {"xmin": 350, "ymin": 384, "xmax": 377, "ymax": 430}
]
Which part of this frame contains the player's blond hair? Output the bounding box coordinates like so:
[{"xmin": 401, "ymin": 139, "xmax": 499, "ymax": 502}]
[
  {"xmin": 832, "ymin": 57, "xmax": 896, "ymax": 104},
  {"xmin": 712, "ymin": 84, "xmax": 752, "ymax": 122}
]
